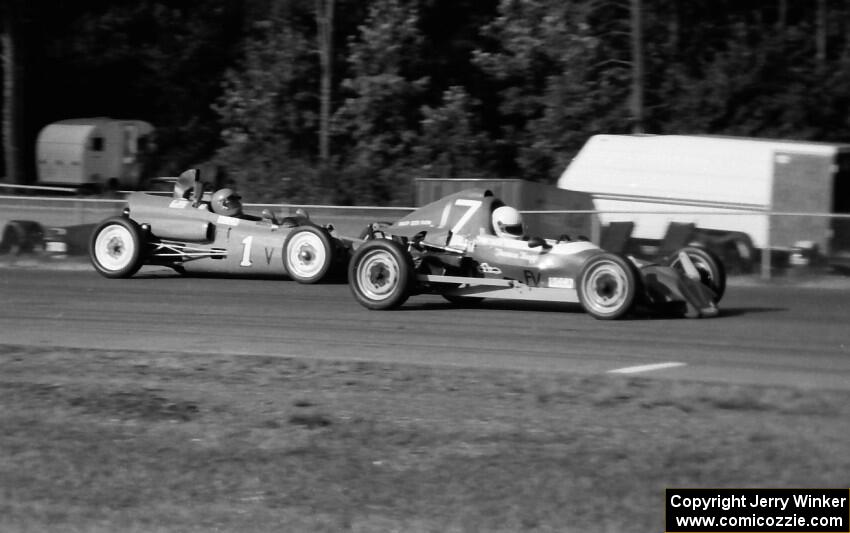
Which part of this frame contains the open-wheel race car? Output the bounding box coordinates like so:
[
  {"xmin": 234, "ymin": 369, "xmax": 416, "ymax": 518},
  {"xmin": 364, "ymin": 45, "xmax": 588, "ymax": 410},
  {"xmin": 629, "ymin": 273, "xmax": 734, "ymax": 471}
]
[
  {"xmin": 89, "ymin": 169, "xmax": 349, "ymax": 282},
  {"xmin": 348, "ymin": 189, "xmax": 725, "ymax": 319}
]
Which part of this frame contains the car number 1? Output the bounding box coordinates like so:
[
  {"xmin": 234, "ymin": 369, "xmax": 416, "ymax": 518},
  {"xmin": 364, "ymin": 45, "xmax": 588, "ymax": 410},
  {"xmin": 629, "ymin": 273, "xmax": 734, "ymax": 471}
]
[{"xmin": 240, "ymin": 236, "xmax": 253, "ymax": 267}]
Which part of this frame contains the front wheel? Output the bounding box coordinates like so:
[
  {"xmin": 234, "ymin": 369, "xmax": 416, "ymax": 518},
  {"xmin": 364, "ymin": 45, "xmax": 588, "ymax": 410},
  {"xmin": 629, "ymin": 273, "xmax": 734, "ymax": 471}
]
[
  {"xmin": 348, "ymin": 239, "xmax": 414, "ymax": 310},
  {"xmin": 90, "ymin": 217, "xmax": 145, "ymax": 278},
  {"xmin": 577, "ymin": 253, "xmax": 637, "ymax": 320},
  {"xmin": 668, "ymin": 246, "xmax": 726, "ymax": 303},
  {"xmin": 283, "ymin": 226, "xmax": 335, "ymax": 283}
]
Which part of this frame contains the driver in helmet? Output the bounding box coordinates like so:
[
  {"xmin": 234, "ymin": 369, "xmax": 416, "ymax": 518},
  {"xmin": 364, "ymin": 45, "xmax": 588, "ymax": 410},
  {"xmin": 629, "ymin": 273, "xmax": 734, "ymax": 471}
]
[
  {"xmin": 211, "ymin": 188, "xmax": 244, "ymax": 217},
  {"xmin": 491, "ymin": 205, "xmax": 526, "ymax": 239}
]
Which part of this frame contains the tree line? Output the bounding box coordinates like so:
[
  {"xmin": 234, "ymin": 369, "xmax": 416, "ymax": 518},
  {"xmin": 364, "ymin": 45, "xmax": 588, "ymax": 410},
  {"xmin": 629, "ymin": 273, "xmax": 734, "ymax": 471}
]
[{"xmin": 2, "ymin": 0, "xmax": 850, "ymax": 205}]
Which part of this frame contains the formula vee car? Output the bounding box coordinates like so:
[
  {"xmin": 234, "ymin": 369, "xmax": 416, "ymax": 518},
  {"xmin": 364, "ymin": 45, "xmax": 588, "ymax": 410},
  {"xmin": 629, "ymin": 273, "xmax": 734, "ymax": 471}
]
[
  {"xmin": 89, "ymin": 169, "xmax": 348, "ymax": 282},
  {"xmin": 348, "ymin": 189, "xmax": 725, "ymax": 319}
]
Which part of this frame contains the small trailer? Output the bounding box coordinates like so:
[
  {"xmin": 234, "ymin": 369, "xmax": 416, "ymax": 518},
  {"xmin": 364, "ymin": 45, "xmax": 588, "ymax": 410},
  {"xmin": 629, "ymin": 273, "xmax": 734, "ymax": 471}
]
[
  {"xmin": 558, "ymin": 134, "xmax": 850, "ymax": 269},
  {"xmin": 36, "ymin": 118, "xmax": 155, "ymax": 191}
]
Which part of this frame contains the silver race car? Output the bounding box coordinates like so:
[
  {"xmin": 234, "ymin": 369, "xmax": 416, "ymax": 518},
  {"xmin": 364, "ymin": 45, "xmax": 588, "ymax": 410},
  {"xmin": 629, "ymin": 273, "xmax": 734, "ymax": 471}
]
[{"xmin": 348, "ymin": 188, "xmax": 724, "ymax": 319}]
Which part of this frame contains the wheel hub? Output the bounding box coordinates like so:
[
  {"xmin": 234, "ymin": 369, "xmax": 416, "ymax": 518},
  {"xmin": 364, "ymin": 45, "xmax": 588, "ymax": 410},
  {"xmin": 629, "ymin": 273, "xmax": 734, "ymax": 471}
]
[
  {"xmin": 595, "ymin": 276, "xmax": 616, "ymax": 299},
  {"xmin": 298, "ymin": 247, "xmax": 314, "ymax": 263},
  {"xmin": 368, "ymin": 264, "xmax": 388, "ymax": 287},
  {"xmin": 107, "ymin": 237, "xmax": 124, "ymax": 258}
]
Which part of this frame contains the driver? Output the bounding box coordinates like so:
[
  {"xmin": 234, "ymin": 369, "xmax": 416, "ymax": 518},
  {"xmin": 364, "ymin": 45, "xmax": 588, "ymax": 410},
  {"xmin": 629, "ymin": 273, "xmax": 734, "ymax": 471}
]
[
  {"xmin": 211, "ymin": 188, "xmax": 244, "ymax": 217},
  {"xmin": 492, "ymin": 205, "xmax": 525, "ymax": 239}
]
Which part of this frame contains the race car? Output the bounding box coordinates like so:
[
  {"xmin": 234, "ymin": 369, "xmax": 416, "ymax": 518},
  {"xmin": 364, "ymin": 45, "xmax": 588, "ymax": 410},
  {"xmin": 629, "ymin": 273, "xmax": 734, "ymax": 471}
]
[
  {"xmin": 347, "ymin": 188, "xmax": 725, "ymax": 319},
  {"xmin": 89, "ymin": 169, "xmax": 348, "ymax": 282}
]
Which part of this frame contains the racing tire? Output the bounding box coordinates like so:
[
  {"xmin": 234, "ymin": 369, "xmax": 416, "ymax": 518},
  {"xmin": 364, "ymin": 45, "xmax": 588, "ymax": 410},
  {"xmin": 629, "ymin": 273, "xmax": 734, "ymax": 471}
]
[
  {"xmin": 668, "ymin": 246, "xmax": 726, "ymax": 303},
  {"xmin": 89, "ymin": 217, "xmax": 145, "ymax": 278},
  {"xmin": 283, "ymin": 226, "xmax": 335, "ymax": 284},
  {"xmin": 577, "ymin": 253, "xmax": 638, "ymax": 320},
  {"xmin": 349, "ymin": 239, "xmax": 414, "ymax": 310}
]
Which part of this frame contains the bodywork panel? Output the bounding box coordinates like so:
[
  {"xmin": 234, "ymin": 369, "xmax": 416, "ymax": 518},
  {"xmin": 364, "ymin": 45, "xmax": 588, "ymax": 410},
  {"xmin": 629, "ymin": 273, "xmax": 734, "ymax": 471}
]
[
  {"xmin": 388, "ymin": 188, "xmax": 501, "ymax": 246},
  {"xmin": 468, "ymin": 236, "xmax": 598, "ymax": 289},
  {"xmin": 126, "ymin": 192, "xmax": 336, "ymax": 276},
  {"xmin": 381, "ymin": 188, "xmax": 720, "ymax": 317}
]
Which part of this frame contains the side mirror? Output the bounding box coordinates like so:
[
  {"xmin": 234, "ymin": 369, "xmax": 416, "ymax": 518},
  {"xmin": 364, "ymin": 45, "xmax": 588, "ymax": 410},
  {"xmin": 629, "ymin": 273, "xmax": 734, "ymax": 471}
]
[{"xmin": 527, "ymin": 236, "xmax": 551, "ymax": 250}]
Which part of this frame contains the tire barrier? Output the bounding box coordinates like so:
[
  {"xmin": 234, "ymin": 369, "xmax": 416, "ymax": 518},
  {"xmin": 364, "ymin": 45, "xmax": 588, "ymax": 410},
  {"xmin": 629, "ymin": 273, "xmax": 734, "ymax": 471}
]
[{"xmin": 0, "ymin": 220, "xmax": 45, "ymax": 255}]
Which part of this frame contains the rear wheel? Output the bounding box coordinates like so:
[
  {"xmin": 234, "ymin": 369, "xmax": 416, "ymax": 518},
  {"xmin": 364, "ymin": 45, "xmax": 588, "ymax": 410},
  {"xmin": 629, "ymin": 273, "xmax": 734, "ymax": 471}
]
[
  {"xmin": 349, "ymin": 239, "xmax": 414, "ymax": 310},
  {"xmin": 577, "ymin": 253, "xmax": 637, "ymax": 320},
  {"xmin": 90, "ymin": 217, "xmax": 145, "ymax": 278},
  {"xmin": 668, "ymin": 246, "xmax": 726, "ymax": 302},
  {"xmin": 283, "ymin": 226, "xmax": 335, "ymax": 283}
]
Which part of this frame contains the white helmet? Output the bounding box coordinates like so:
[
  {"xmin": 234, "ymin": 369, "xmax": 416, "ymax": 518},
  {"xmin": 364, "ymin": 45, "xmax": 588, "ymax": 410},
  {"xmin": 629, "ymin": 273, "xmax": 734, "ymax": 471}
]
[{"xmin": 492, "ymin": 206, "xmax": 524, "ymax": 239}]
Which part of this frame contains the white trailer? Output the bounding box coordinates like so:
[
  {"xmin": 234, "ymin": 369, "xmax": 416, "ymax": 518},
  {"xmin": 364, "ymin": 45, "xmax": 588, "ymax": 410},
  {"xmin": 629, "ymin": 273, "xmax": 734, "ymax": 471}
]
[
  {"xmin": 557, "ymin": 134, "xmax": 850, "ymax": 257},
  {"xmin": 36, "ymin": 118, "xmax": 155, "ymax": 190}
]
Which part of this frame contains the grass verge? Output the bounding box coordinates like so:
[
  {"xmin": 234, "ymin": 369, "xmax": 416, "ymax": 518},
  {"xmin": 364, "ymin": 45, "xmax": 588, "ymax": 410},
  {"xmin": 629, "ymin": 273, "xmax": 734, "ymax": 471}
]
[{"xmin": 0, "ymin": 344, "xmax": 847, "ymax": 532}]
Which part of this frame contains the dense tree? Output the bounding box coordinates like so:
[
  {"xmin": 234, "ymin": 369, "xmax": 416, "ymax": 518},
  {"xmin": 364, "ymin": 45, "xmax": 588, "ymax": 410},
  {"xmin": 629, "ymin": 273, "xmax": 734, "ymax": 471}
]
[
  {"xmin": 316, "ymin": 0, "xmax": 335, "ymax": 165},
  {"xmin": 213, "ymin": 8, "xmax": 318, "ymax": 202},
  {"xmin": 211, "ymin": 0, "xmax": 367, "ymax": 202},
  {"xmin": 332, "ymin": 0, "xmax": 429, "ymax": 205},
  {"xmin": 473, "ymin": 0, "xmax": 638, "ymax": 181},
  {"xmin": 412, "ymin": 85, "xmax": 490, "ymax": 181},
  {"xmin": 651, "ymin": 0, "xmax": 850, "ymax": 141},
  {"xmin": 1, "ymin": 0, "xmax": 26, "ymax": 183},
  {"xmin": 3, "ymin": 0, "xmax": 850, "ymax": 201}
]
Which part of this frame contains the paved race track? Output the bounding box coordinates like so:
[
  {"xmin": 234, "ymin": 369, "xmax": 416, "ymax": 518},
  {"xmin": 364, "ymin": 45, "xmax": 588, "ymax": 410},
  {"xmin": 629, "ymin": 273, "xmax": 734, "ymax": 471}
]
[{"xmin": 1, "ymin": 265, "xmax": 849, "ymax": 390}]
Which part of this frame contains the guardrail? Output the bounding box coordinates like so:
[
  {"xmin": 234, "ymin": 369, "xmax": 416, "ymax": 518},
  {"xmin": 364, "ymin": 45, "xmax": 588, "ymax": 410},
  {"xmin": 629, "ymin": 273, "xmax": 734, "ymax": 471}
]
[
  {"xmin": 0, "ymin": 194, "xmax": 414, "ymax": 242},
  {"xmin": 0, "ymin": 183, "xmax": 79, "ymax": 193},
  {"xmin": 2, "ymin": 194, "xmax": 849, "ymax": 278}
]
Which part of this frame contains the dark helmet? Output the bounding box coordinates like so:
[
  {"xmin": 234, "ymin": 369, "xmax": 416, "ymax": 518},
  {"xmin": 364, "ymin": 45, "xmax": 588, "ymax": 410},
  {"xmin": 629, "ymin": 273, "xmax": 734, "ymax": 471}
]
[{"xmin": 211, "ymin": 188, "xmax": 242, "ymax": 217}]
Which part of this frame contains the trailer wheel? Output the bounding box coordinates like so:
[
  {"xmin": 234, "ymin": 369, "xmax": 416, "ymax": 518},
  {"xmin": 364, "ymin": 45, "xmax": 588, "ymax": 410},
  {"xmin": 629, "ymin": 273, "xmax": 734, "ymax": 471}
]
[
  {"xmin": 1, "ymin": 221, "xmax": 45, "ymax": 254},
  {"xmin": 349, "ymin": 239, "xmax": 414, "ymax": 310},
  {"xmin": 577, "ymin": 253, "xmax": 638, "ymax": 320},
  {"xmin": 90, "ymin": 217, "xmax": 145, "ymax": 278},
  {"xmin": 669, "ymin": 246, "xmax": 726, "ymax": 302}
]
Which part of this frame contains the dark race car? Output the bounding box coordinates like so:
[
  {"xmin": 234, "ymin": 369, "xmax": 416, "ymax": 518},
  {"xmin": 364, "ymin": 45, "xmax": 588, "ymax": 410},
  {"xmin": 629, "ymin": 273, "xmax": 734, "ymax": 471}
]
[
  {"xmin": 348, "ymin": 188, "xmax": 724, "ymax": 319},
  {"xmin": 89, "ymin": 169, "xmax": 349, "ymax": 282}
]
